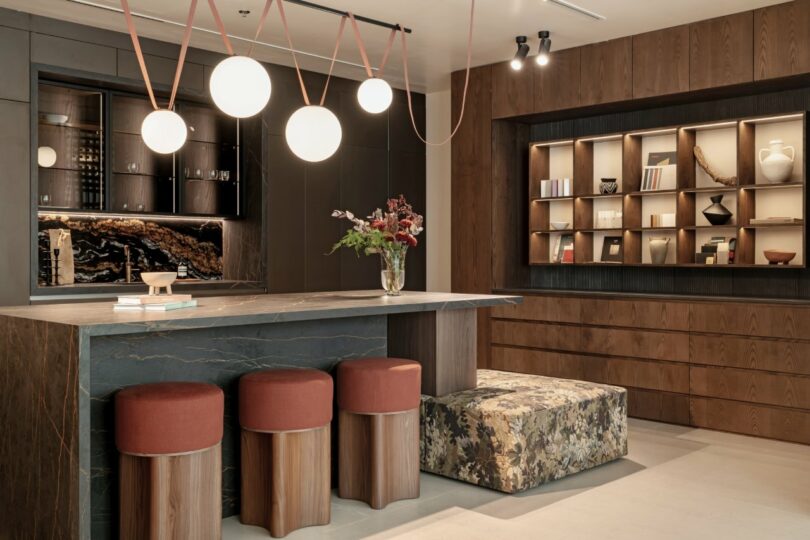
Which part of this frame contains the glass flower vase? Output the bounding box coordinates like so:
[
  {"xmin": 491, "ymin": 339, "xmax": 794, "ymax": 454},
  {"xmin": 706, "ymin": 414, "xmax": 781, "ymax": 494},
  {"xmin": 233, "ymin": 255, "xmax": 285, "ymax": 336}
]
[{"xmin": 380, "ymin": 248, "xmax": 406, "ymax": 296}]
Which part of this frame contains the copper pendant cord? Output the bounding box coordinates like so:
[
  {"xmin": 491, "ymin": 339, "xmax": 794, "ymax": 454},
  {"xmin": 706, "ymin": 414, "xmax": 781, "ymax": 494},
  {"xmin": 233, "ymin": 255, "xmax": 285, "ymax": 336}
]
[
  {"xmin": 120, "ymin": 0, "xmax": 198, "ymax": 111},
  {"xmin": 401, "ymin": 0, "xmax": 475, "ymax": 146},
  {"xmin": 207, "ymin": 0, "xmax": 274, "ymax": 58},
  {"xmin": 347, "ymin": 13, "xmax": 397, "ymax": 79}
]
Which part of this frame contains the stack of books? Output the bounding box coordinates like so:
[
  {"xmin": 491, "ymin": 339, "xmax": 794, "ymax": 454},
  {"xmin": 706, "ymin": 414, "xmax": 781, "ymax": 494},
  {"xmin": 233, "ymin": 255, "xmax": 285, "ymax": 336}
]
[
  {"xmin": 538, "ymin": 178, "xmax": 571, "ymax": 198},
  {"xmin": 113, "ymin": 294, "xmax": 198, "ymax": 312},
  {"xmin": 749, "ymin": 217, "xmax": 803, "ymax": 225},
  {"xmin": 649, "ymin": 213, "xmax": 676, "ymax": 228}
]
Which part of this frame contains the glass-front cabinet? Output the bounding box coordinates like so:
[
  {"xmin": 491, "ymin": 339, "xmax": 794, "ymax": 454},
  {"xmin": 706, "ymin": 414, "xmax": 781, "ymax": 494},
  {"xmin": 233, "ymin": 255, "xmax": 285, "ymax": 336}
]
[
  {"xmin": 36, "ymin": 80, "xmax": 240, "ymax": 218},
  {"xmin": 37, "ymin": 84, "xmax": 104, "ymax": 210}
]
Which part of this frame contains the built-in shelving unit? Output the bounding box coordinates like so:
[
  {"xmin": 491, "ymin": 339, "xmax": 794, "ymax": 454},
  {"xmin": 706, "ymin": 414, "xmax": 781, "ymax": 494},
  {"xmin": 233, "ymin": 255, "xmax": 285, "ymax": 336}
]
[{"xmin": 528, "ymin": 113, "xmax": 806, "ymax": 268}]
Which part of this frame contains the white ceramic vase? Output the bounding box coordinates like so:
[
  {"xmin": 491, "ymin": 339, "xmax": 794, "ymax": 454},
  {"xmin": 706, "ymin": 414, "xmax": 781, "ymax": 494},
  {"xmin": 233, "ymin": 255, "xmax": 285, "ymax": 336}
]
[
  {"xmin": 649, "ymin": 237, "xmax": 670, "ymax": 265},
  {"xmin": 759, "ymin": 139, "xmax": 795, "ymax": 183}
]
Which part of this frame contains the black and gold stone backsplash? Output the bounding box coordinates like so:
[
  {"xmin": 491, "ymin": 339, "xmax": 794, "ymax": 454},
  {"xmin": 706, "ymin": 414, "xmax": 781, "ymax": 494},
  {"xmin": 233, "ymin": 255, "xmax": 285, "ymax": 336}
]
[{"xmin": 38, "ymin": 216, "xmax": 223, "ymax": 284}]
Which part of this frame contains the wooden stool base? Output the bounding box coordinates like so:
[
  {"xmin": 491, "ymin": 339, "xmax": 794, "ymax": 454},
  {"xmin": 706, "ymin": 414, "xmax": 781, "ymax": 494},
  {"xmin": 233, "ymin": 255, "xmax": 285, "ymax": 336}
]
[
  {"xmin": 240, "ymin": 425, "xmax": 331, "ymax": 538},
  {"xmin": 338, "ymin": 408, "xmax": 420, "ymax": 509},
  {"xmin": 119, "ymin": 443, "xmax": 222, "ymax": 540}
]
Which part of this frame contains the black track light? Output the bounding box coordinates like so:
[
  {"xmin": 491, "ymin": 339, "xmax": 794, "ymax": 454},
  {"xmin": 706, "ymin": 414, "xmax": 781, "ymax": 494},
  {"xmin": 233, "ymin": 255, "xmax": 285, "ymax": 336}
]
[
  {"xmin": 510, "ymin": 36, "xmax": 529, "ymax": 71},
  {"xmin": 536, "ymin": 30, "xmax": 551, "ymax": 66}
]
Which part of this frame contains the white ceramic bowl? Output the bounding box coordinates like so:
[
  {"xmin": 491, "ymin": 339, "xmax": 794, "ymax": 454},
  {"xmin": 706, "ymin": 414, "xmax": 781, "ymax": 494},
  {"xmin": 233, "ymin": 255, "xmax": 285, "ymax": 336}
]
[
  {"xmin": 141, "ymin": 272, "xmax": 177, "ymax": 294},
  {"xmin": 550, "ymin": 221, "xmax": 570, "ymax": 230}
]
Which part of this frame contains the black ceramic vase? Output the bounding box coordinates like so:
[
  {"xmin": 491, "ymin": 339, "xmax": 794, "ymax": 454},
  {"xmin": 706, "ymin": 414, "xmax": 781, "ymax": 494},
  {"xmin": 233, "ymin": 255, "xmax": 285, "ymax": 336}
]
[{"xmin": 702, "ymin": 194, "xmax": 733, "ymax": 225}]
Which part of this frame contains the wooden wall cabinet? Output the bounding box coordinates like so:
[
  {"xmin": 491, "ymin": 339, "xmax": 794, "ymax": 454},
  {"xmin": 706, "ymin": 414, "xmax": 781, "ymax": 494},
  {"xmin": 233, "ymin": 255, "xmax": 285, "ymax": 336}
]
[
  {"xmin": 633, "ymin": 25, "xmax": 690, "ymax": 98},
  {"xmin": 490, "ymin": 292, "xmax": 810, "ymax": 445},
  {"xmin": 533, "ymin": 47, "xmax": 581, "ymax": 113},
  {"xmin": 754, "ymin": 0, "xmax": 810, "ymax": 80},
  {"xmin": 491, "ymin": 60, "xmax": 534, "ymax": 119},
  {"xmin": 689, "ymin": 12, "xmax": 753, "ymax": 90},
  {"xmin": 580, "ymin": 37, "xmax": 633, "ymax": 106}
]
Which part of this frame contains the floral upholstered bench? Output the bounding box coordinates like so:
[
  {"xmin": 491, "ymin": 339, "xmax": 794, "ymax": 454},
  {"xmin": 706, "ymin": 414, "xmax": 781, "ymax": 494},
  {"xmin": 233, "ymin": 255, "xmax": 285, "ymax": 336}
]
[{"xmin": 420, "ymin": 369, "xmax": 628, "ymax": 493}]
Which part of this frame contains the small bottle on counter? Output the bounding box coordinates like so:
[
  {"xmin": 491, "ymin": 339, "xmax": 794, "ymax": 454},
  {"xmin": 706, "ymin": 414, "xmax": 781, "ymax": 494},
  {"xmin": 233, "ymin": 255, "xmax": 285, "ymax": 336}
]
[{"xmin": 177, "ymin": 261, "xmax": 188, "ymax": 279}]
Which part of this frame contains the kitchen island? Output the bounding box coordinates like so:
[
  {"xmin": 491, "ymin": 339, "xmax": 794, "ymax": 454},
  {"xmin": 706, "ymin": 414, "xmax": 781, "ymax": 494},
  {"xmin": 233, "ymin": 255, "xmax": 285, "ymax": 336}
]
[{"xmin": 0, "ymin": 290, "xmax": 519, "ymax": 539}]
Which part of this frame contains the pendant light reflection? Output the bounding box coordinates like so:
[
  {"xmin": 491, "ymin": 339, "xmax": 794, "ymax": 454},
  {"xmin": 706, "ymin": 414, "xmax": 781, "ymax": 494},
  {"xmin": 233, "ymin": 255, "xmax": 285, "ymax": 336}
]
[
  {"xmin": 285, "ymin": 105, "xmax": 342, "ymax": 162},
  {"xmin": 209, "ymin": 56, "xmax": 272, "ymax": 118},
  {"xmin": 141, "ymin": 109, "xmax": 188, "ymax": 154},
  {"xmin": 357, "ymin": 78, "xmax": 393, "ymax": 114},
  {"xmin": 37, "ymin": 146, "xmax": 57, "ymax": 168}
]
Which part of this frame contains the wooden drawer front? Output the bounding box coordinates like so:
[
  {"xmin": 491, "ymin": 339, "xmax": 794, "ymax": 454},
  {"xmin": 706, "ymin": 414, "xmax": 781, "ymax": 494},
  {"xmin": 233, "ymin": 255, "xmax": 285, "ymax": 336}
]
[
  {"xmin": 580, "ymin": 326, "xmax": 689, "ymax": 362},
  {"xmin": 491, "ymin": 320, "xmax": 580, "ymax": 351},
  {"xmin": 490, "ymin": 346, "xmax": 586, "ymax": 380},
  {"xmin": 491, "ymin": 295, "xmax": 581, "ymax": 323},
  {"xmin": 690, "ymin": 366, "xmax": 810, "ymax": 410},
  {"xmin": 628, "ymin": 388, "xmax": 690, "ymax": 425},
  {"xmin": 690, "ymin": 335, "xmax": 810, "ymax": 376},
  {"xmin": 690, "ymin": 303, "xmax": 810, "ymax": 339},
  {"xmin": 691, "ymin": 397, "xmax": 810, "ymax": 445},
  {"xmin": 581, "ymin": 298, "xmax": 689, "ymax": 331},
  {"xmin": 585, "ymin": 357, "xmax": 690, "ymax": 394}
]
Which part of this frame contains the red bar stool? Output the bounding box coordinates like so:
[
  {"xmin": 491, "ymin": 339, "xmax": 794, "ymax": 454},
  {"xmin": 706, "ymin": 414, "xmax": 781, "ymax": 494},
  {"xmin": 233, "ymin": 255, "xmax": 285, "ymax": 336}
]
[
  {"xmin": 239, "ymin": 368, "xmax": 333, "ymax": 538},
  {"xmin": 336, "ymin": 357, "xmax": 421, "ymax": 509},
  {"xmin": 115, "ymin": 382, "xmax": 224, "ymax": 540}
]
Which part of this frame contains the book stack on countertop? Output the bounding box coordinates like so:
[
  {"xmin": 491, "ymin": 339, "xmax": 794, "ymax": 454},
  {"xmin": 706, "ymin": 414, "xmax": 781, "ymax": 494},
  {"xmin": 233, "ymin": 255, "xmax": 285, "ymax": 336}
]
[{"xmin": 113, "ymin": 294, "xmax": 198, "ymax": 312}]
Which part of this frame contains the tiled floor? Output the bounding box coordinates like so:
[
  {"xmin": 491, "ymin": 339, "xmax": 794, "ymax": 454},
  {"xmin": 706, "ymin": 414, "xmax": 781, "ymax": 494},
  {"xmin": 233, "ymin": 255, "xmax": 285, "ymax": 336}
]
[{"xmin": 224, "ymin": 419, "xmax": 810, "ymax": 539}]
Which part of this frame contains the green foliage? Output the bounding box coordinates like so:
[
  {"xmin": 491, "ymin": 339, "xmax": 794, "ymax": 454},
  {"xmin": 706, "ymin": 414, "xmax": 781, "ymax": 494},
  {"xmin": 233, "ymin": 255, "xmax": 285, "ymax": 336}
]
[{"xmin": 330, "ymin": 228, "xmax": 405, "ymax": 257}]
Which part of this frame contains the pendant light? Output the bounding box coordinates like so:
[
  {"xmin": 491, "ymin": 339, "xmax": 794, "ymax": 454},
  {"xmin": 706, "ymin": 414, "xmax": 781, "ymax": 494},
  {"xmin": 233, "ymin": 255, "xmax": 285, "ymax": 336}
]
[
  {"xmin": 207, "ymin": 0, "xmax": 273, "ymax": 118},
  {"xmin": 357, "ymin": 78, "xmax": 393, "ymax": 114},
  {"xmin": 348, "ymin": 14, "xmax": 397, "ymax": 114},
  {"xmin": 121, "ymin": 0, "xmax": 197, "ymax": 154},
  {"xmin": 277, "ymin": 0, "xmax": 345, "ymax": 162},
  {"xmin": 286, "ymin": 105, "xmax": 342, "ymax": 162},
  {"xmin": 141, "ymin": 110, "xmax": 188, "ymax": 154}
]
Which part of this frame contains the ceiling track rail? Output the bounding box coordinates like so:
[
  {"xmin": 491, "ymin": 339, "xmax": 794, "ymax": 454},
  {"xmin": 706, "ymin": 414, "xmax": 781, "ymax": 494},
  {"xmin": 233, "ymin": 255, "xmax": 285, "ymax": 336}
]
[
  {"xmin": 64, "ymin": 0, "xmax": 411, "ymax": 71},
  {"xmin": 547, "ymin": 0, "xmax": 606, "ymax": 21}
]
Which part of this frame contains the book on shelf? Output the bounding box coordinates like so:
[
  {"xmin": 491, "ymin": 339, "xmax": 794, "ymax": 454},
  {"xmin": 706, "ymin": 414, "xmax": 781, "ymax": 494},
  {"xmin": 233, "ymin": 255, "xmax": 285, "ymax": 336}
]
[
  {"xmin": 649, "ymin": 213, "xmax": 676, "ymax": 228},
  {"xmin": 554, "ymin": 233, "xmax": 574, "ymax": 263},
  {"xmin": 538, "ymin": 178, "xmax": 571, "ymax": 199},
  {"xmin": 748, "ymin": 217, "xmax": 803, "ymax": 225},
  {"xmin": 641, "ymin": 164, "xmax": 676, "ymax": 191}
]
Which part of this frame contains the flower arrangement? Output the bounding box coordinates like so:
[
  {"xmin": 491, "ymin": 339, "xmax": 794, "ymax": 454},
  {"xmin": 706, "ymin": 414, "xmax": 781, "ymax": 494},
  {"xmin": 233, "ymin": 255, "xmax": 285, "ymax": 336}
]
[{"xmin": 331, "ymin": 195, "xmax": 424, "ymax": 295}]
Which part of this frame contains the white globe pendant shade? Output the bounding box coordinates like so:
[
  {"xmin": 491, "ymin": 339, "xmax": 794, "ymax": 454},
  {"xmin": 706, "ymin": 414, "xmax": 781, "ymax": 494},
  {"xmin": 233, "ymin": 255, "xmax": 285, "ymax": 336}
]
[
  {"xmin": 285, "ymin": 105, "xmax": 342, "ymax": 162},
  {"xmin": 141, "ymin": 109, "xmax": 187, "ymax": 154},
  {"xmin": 357, "ymin": 77, "xmax": 393, "ymax": 114},
  {"xmin": 37, "ymin": 146, "xmax": 57, "ymax": 167},
  {"xmin": 209, "ymin": 56, "xmax": 271, "ymax": 118}
]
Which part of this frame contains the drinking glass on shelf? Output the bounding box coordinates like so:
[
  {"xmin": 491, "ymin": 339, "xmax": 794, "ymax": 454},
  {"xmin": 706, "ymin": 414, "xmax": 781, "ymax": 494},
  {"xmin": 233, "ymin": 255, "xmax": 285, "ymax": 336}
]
[
  {"xmin": 194, "ymin": 168, "xmax": 202, "ymax": 179},
  {"xmin": 127, "ymin": 162, "xmax": 139, "ymax": 173},
  {"xmin": 221, "ymin": 170, "xmax": 230, "ymax": 182},
  {"xmin": 184, "ymin": 167, "xmax": 190, "ymax": 178},
  {"xmin": 40, "ymin": 194, "xmax": 50, "ymax": 206},
  {"xmin": 208, "ymin": 170, "xmax": 218, "ymax": 180},
  {"xmin": 136, "ymin": 203, "xmax": 144, "ymax": 212}
]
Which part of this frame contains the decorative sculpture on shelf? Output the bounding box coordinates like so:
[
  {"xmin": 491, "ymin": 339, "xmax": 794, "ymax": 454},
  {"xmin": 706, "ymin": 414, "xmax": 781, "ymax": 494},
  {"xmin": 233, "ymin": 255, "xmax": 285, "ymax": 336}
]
[{"xmin": 694, "ymin": 146, "xmax": 736, "ymax": 187}]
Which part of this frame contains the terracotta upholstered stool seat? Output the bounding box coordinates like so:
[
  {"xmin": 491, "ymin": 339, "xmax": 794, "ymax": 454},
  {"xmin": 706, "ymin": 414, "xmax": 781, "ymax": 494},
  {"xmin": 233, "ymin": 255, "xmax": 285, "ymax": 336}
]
[
  {"xmin": 336, "ymin": 357, "xmax": 421, "ymax": 509},
  {"xmin": 115, "ymin": 382, "xmax": 224, "ymax": 540},
  {"xmin": 239, "ymin": 368, "xmax": 333, "ymax": 538}
]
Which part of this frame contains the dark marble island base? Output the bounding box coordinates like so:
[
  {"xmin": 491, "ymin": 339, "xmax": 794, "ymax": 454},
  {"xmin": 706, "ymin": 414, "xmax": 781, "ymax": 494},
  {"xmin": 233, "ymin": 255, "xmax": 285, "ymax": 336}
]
[{"xmin": 0, "ymin": 290, "xmax": 520, "ymax": 539}]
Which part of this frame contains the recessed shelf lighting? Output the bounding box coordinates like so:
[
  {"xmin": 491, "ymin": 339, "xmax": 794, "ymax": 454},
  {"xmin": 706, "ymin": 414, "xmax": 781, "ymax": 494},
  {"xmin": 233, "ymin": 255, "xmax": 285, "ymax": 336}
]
[
  {"xmin": 741, "ymin": 113, "xmax": 804, "ymax": 125},
  {"xmin": 533, "ymin": 140, "xmax": 574, "ymax": 147},
  {"xmin": 680, "ymin": 121, "xmax": 737, "ymax": 131},
  {"xmin": 577, "ymin": 134, "xmax": 623, "ymax": 143},
  {"xmin": 628, "ymin": 128, "xmax": 678, "ymax": 137}
]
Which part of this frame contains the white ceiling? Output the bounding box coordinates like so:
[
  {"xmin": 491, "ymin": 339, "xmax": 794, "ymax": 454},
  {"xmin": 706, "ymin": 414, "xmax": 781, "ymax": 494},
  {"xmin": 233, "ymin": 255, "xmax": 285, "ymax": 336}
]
[{"xmin": 0, "ymin": 0, "xmax": 788, "ymax": 92}]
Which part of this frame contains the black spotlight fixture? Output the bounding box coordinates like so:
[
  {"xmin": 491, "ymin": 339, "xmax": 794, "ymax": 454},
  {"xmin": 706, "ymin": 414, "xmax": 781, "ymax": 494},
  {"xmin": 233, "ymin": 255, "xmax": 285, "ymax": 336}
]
[
  {"xmin": 536, "ymin": 30, "xmax": 552, "ymax": 66},
  {"xmin": 510, "ymin": 36, "xmax": 530, "ymax": 71}
]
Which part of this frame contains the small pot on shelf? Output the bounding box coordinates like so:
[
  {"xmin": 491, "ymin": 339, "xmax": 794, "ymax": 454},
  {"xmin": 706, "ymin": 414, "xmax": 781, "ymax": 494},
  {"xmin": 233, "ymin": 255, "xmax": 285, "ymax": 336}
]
[{"xmin": 599, "ymin": 178, "xmax": 618, "ymax": 195}]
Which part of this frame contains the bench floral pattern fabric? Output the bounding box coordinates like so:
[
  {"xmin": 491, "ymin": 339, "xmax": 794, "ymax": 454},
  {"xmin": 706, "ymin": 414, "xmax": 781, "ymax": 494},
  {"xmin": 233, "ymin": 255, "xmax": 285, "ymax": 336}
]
[{"xmin": 420, "ymin": 369, "xmax": 628, "ymax": 493}]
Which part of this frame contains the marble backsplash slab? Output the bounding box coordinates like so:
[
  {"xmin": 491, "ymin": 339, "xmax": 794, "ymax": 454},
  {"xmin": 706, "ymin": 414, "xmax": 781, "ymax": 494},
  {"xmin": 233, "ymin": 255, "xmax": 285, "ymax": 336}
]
[{"xmin": 38, "ymin": 215, "xmax": 223, "ymax": 285}]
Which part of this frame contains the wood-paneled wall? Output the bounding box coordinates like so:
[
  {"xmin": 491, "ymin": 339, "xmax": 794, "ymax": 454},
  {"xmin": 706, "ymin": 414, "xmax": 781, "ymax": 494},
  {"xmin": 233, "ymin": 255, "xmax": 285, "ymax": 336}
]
[{"xmin": 489, "ymin": 292, "xmax": 810, "ymax": 445}]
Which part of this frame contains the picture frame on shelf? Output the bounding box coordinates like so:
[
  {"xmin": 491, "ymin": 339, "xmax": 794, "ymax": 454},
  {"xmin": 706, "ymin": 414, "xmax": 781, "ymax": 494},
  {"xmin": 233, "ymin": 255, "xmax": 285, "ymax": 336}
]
[{"xmin": 600, "ymin": 236, "xmax": 623, "ymax": 263}]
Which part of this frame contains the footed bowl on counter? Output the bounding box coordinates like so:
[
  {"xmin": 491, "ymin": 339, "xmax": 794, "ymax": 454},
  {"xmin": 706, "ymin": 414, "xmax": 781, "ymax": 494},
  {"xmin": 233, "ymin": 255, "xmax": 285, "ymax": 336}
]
[{"xmin": 141, "ymin": 272, "xmax": 177, "ymax": 295}]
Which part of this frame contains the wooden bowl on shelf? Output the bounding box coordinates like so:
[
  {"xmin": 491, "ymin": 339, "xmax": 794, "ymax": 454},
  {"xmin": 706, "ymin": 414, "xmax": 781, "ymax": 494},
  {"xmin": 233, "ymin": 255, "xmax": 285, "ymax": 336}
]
[{"xmin": 763, "ymin": 250, "xmax": 796, "ymax": 265}]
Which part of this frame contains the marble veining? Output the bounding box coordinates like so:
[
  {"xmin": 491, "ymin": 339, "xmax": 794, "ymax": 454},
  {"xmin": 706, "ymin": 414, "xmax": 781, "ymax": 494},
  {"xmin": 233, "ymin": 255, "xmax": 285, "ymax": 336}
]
[
  {"xmin": 38, "ymin": 215, "xmax": 223, "ymax": 284},
  {"xmin": 0, "ymin": 290, "xmax": 522, "ymax": 336}
]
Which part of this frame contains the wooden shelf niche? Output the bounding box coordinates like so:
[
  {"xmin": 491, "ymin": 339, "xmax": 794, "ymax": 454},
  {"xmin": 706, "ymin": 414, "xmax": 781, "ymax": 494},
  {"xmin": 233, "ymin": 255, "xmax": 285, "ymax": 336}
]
[{"xmin": 527, "ymin": 113, "xmax": 806, "ymax": 268}]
